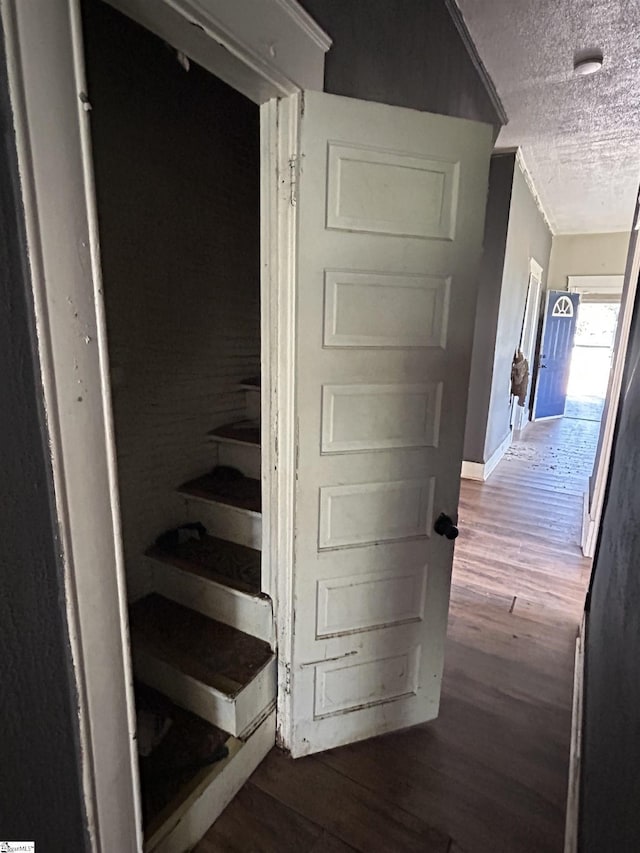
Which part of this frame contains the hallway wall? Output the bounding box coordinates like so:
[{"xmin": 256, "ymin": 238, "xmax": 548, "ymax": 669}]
[
  {"xmin": 548, "ymin": 231, "xmax": 631, "ymax": 291},
  {"xmin": 464, "ymin": 153, "xmax": 552, "ymax": 465},
  {"xmin": 484, "ymin": 159, "xmax": 552, "ymax": 460}
]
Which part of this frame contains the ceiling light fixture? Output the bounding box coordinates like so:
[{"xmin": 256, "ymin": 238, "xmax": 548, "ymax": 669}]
[{"xmin": 574, "ymin": 50, "xmax": 604, "ymax": 76}]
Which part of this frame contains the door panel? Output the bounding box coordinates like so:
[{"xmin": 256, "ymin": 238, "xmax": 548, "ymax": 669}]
[
  {"xmin": 282, "ymin": 90, "xmax": 493, "ymax": 756},
  {"xmin": 533, "ymin": 291, "xmax": 580, "ymax": 419}
]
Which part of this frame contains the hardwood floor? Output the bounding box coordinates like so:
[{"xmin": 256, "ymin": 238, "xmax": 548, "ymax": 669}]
[{"xmin": 195, "ymin": 417, "xmax": 596, "ymax": 853}]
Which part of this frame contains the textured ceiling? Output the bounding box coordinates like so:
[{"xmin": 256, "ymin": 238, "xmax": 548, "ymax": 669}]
[{"xmin": 456, "ymin": 0, "xmax": 640, "ymax": 234}]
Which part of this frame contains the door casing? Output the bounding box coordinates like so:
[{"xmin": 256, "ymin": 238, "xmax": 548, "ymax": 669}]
[
  {"xmin": 1, "ymin": 1, "xmax": 329, "ymax": 849},
  {"xmin": 512, "ymin": 258, "xmax": 543, "ymax": 432}
]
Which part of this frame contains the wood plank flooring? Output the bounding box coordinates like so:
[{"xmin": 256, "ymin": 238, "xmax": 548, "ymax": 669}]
[{"xmin": 195, "ymin": 417, "xmax": 596, "ymax": 853}]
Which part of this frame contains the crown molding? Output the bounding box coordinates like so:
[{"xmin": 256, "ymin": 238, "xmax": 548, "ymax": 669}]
[{"xmin": 498, "ymin": 146, "xmax": 555, "ymax": 235}]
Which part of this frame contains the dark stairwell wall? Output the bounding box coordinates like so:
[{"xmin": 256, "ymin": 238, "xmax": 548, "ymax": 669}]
[
  {"xmin": 300, "ymin": 0, "xmax": 503, "ymax": 130},
  {"xmin": 0, "ymin": 22, "xmax": 88, "ymax": 852},
  {"xmin": 580, "ymin": 229, "xmax": 640, "ymax": 851}
]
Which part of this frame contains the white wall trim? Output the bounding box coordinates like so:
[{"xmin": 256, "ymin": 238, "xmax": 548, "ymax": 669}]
[
  {"xmin": 564, "ymin": 614, "xmax": 585, "ymax": 853},
  {"xmin": 510, "ymin": 147, "xmax": 555, "ymax": 235},
  {"xmin": 105, "ymin": 0, "xmax": 331, "ymax": 105},
  {"xmin": 568, "ymin": 274, "xmax": 624, "ymax": 295},
  {"xmin": 461, "ymin": 430, "xmax": 512, "ymax": 481},
  {"xmin": 512, "ymin": 262, "xmax": 543, "ymax": 432},
  {"xmin": 529, "ymin": 256, "xmax": 543, "ymax": 280}
]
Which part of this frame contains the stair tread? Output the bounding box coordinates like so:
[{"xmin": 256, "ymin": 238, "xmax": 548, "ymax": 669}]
[
  {"xmin": 130, "ymin": 594, "xmax": 272, "ymax": 696},
  {"xmin": 136, "ymin": 683, "xmax": 231, "ymax": 832},
  {"xmin": 208, "ymin": 420, "xmax": 260, "ymax": 446},
  {"xmin": 147, "ymin": 534, "xmax": 261, "ymax": 595},
  {"xmin": 239, "ymin": 375, "xmax": 260, "ymax": 389},
  {"xmin": 179, "ymin": 470, "xmax": 261, "ymax": 514}
]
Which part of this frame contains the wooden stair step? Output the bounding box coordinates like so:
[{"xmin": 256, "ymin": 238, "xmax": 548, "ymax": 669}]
[
  {"xmin": 179, "ymin": 470, "xmax": 261, "ymax": 514},
  {"xmin": 208, "ymin": 420, "xmax": 260, "ymax": 447},
  {"xmin": 145, "ymin": 536, "xmax": 273, "ymax": 644},
  {"xmin": 147, "ymin": 535, "xmax": 261, "ymax": 595},
  {"xmin": 138, "ymin": 683, "xmax": 275, "ymax": 853},
  {"xmin": 131, "ymin": 594, "xmax": 275, "ymax": 735},
  {"xmin": 137, "ymin": 683, "xmax": 231, "ymax": 833},
  {"xmin": 130, "ymin": 594, "xmax": 272, "ymax": 697}
]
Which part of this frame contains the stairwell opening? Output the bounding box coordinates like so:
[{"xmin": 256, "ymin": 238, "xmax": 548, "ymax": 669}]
[{"xmin": 82, "ymin": 1, "xmax": 274, "ymax": 846}]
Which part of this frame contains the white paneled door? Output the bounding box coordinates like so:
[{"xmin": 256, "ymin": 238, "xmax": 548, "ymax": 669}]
[{"xmin": 279, "ymin": 91, "xmax": 493, "ymax": 756}]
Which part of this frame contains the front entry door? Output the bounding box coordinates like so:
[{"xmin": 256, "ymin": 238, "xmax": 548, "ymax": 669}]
[
  {"xmin": 275, "ymin": 91, "xmax": 493, "ymax": 756},
  {"xmin": 533, "ymin": 291, "xmax": 581, "ymax": 419}
]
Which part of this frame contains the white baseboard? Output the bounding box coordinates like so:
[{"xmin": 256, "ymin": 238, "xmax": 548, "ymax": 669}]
[
  {"xmin": 564, "ymin": 615, "xmax": 585, "ymax": 853},
  {"xmin": 460, "ymin": 460, "xmax": 485, "ymax": 480},
  {"xmin": 461, "ymin": 431, "xmax": 512, "ymax": 481}
]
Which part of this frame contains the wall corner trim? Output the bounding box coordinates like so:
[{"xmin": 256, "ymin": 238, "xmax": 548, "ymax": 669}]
[
  {"xmin": 461, "ymin": 430, "xmax": 512, "ymax": 481},
  {"xmin": 443, "ymin": 0, "xmax": 508, "ymax": 126},
  {"xmin": 564, "ymin": 614, "xmax": 585, "ymax": 853}
]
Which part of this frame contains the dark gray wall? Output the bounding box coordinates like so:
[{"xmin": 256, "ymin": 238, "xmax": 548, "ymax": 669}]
[
  {"xmin": 0, "ymin": 23, "xmax": 88, "ymax": 851},
  {"xmin": 464, "ymin": 154, "xmax": 515, "ymax": 462},
  {"xmin": 300, "ymin": 0, "xmax": 503, "ymax": 129},
  {"xmin": 580, "ymin": 235, "xmax": 640, "ymax": 852}
]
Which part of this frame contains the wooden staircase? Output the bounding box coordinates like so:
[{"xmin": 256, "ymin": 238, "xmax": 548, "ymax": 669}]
[
  {"xmin": 129, "ymin": 377, "xmax": 274, "ymax": 852},
  {"xmin": 179, "ymin": 467, "xmax": 262, "ymax": 550}
]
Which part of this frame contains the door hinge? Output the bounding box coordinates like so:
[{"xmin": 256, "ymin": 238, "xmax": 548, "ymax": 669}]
[{"xmin": 289, "ymin": 155, "xmax": 298, "ymax": 207}]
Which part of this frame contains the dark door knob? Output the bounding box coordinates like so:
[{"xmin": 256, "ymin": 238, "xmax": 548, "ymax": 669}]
[{"xmin": 434, "ymin": 512, "xmax": 459, "ymax": 540}]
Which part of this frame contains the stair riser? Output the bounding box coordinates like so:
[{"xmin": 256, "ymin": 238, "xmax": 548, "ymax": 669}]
[
  {"xmin": 132, "ymin": 647, "xmax": 276, "ymax": 737},
  {"xmin": 148, "ymin": 556, "xmax": 274, "ymax": 645},
  {"xmin": 146, "ymin": 709, "xmax": 275, "ymax": 853},
  {"xmin": 213, "ymin": 439, "xmax": 261, "ymax": 479},
  {"xmin": 245, "ymin": 388, "xmax": 260, "ymax": 420},
  {"xmin": 183, "ymin": 495, "xmax": 262, "ymax": 551}
]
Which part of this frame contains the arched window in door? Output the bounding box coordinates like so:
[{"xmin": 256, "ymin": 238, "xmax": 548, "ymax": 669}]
[{"xmin": 552, "ymin": 295, "xmax": 574, "ymax": 317}]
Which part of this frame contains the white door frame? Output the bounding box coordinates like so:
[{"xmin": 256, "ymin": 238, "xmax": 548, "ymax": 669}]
[
  {"xmin": 582, "ymin": 228, "xmax": 639, "ymax": 558},
  {"xmin": 260, "ymin": 93, "xmax": 300, "ymax": 748},
  {"xmin": 512, "ymin": 257, "xmax": 543, "ymax": 432},
  {"xmin": 1, "ymin": 1, "xmax": 329, "ymax": 849}
]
